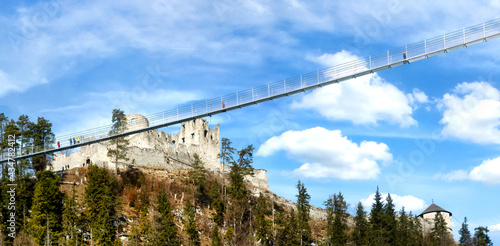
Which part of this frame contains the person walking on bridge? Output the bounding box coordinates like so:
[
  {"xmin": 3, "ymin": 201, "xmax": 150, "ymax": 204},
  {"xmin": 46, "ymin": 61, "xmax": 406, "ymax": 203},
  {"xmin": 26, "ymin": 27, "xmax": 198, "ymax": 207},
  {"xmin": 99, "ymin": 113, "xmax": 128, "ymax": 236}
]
[
  {"xmin": 69, "ymin": 138, "xmax": 72, "ymax": 146},
  {"xmin": 57, "ymin": 141, "xmax": 60, "ymax": 148}
]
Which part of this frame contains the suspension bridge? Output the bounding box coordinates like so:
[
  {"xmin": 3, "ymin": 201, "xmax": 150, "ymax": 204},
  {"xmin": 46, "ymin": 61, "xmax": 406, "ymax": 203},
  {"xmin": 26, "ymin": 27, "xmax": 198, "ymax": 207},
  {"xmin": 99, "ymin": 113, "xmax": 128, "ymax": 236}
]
[{"xmin": 2, "ymin": 18, "xmax": 500, "ymax": 165}]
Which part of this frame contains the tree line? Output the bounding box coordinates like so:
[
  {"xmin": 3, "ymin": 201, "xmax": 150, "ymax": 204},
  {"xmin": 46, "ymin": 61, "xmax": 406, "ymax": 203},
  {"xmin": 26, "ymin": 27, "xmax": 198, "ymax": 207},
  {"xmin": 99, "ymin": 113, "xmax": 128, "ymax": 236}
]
[{"xmin": 0, "ymin": 111, "xmax": 494, "ymax": 245}]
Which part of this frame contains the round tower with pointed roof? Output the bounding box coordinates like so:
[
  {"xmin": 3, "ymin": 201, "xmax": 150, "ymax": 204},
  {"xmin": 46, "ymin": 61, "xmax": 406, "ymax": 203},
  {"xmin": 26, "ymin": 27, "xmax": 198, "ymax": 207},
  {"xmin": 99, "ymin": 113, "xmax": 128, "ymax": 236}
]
[{"xmin": 418, "ymin": 202, "xmax": 452, "ymax": 234}]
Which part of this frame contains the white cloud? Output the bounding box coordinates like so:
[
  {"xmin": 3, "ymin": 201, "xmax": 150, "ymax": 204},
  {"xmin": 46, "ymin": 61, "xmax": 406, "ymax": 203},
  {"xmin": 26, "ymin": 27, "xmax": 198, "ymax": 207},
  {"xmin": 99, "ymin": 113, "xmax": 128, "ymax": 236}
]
[
  {"xmin": 438, "ymin": 157, "xmax": 500, "ymax": 185},
  {"xmin": 439, "ymin": 82, "xmax": 500, "ymax": 144},
  {"xmin": 294, "ymin": 51, "xmax": 426, "ymax": 127},
  {"xmin": 491, "ymin": 223, "xmax": 500, "ymax": 232},
  {"xmin": 256, "ymin": 127, "xmax": 392, "ymax": 180},
  {"xmin": 360, "ymin": 193, "xmax": 427, "ymax": 214}
]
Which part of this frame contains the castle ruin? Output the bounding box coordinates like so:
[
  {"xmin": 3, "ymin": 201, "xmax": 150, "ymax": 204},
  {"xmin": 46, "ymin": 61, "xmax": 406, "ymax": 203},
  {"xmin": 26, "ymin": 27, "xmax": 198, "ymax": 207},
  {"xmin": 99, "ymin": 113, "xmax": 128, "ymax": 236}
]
[{"xmin": 52, "ymin": 115, "xmax": 270, "ymax": 191}]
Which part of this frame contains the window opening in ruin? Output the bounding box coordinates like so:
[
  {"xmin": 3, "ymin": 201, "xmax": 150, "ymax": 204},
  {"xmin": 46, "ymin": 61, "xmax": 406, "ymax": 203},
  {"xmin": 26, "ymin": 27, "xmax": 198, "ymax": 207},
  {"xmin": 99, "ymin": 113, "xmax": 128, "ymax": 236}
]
[
  {"xmin": 210, "ymin": 135, "xmax": 213, "ymax": 140},
  {"xmin": 172, "ymin": 140, "xmax": 176, "ymax": 148},
  {"xmin": 86, "ymin": 158, "xmax": 90, "ymax": 165},
  {"xmin": 183, "ymin": 124, "xmax": 185, "ymax": 129},
  {"xmin": 182, "ymin": 137, "xmax": 185, "ymax": 143},
  {"xmin": 191, "ymin": 133, "xmax": 195, "ymax": 139},
  {"xmin": 131, "ymin": 118, "xmax": 136, "ymax": 124},
  {"xmin": 204, "ymin": 130, "xmax": 208, "ymax": 138}
]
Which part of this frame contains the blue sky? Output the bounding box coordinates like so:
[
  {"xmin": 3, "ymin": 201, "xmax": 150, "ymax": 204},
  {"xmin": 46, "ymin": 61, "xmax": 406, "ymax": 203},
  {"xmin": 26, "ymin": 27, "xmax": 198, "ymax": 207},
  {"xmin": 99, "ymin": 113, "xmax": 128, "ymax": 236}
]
[{"xmin": 2, "ymin": 0, "xmax": 500, "ymax": 242}]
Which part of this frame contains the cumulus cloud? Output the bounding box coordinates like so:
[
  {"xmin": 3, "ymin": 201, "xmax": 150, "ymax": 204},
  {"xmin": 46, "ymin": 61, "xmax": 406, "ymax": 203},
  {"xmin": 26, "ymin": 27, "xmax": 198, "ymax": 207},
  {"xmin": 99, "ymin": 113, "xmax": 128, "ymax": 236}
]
[
  {"xmin": 360, "ymin": 193, "xmax": 427, "ymax": 214},
  {"xmin": 439, "ymin": 82, "xmax": 500, "ymax": 144},
  {"xmin": 491, "ymin": 223, "xmax": 500, "ymax": 232},
  {"xmin": 437, "ymin": 157, "xmax": 500, "ymax": 185},
  {"xmin": 256, "ymin": 127, "xmax": 392, "ymax": 180},
  {"xmin": 294, "ymin": 51, "xmax": 427, "ymax": 127}
]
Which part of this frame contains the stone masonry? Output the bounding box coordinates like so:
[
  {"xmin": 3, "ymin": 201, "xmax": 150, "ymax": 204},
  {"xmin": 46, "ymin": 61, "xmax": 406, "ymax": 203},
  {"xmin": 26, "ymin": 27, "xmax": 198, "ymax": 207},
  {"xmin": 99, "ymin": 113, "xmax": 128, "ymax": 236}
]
[{"xmin": 52, "ymin": 115, "xmax": 270, "ymax": 191}]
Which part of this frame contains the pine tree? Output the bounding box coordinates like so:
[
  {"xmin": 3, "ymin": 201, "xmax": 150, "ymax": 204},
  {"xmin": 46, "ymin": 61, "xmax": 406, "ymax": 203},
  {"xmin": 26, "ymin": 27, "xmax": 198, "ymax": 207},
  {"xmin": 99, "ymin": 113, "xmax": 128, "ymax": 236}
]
[
  {"xmin": 227, "ymin": 145, "xmax": 254, "ymax": 245},
  {"xmin": 472, "ymin": 226, "xmax": 492, "ymax": 246},
  {"xmin": 218, "ymin": 137, "xmax": 235, "ymax": 197},
  {"xmin": 84, "ymin": 164, "xmax": 119, "ymax": 245},
  {"xmin": 189, "ymin": 153, "xmax": 206, "ymax": 207},
  {"xmin": 29, "ymin": 170, "xmax": 63, "ymax": 245},
  {"xmin": 61, "ymin": 186, "xmax": 82, "ymax": 245},
  {"xmin": 107, "ymin": 109, "xmax": 129, "ymax": 173},
  {"xmin": 184, "ymin": 200, "xmax": 200, "ymax": 246},
  {"xmin": 459, "ymin": 217, "xmax": 472, "ymax": 246},
  {"xmin": 396, "ymin": 207, "xmax": 410, "ymax": 246},
  {"xmin": 255, "ymin": 193, "xmax": 271, "ymax": 246},
  {"xmin": 325, "ymin": 192, "xmax": 348, "ymax": 245},
  {"xmin": 430, "ymin": 212, "xmax": 452, "ymax": 246},
  {"xmin": 30, "ymin": 117, "xmax": 55, "ymax": 172},
  {"xmin": 384, "ymin": 193, "xmax": 397, "ymax": 245},
  {"xmin": 154, "ymin": 189, "xmax": 179, "ymax": 245},
  {"xmin": 408, "ymin": 213, "xmax": 424, "ymax": 246},
  {"xmin": 296, "ymin": 180, "xmax": 312, "ymax": 245},
  {"xmin": 370, "ymin": 186, "xmax": 384, "ymax": 245},
  {"xmin": 0, "ymin": 113, "xmax": 8, "ymax": 161},
  {"xmin": 211, "ymin": 224, "xmax": 222, "ymax": 246},
  {"xmin": 138, "ymin": 186, "xmax": 151, "ymax": 243},
  {"xmin": 352, "ymin": 201, "xmax": 370, "ymax": 246},
  {"xmin": 210, "ymin": 182, "xmax": 224, "ymax": 226}
]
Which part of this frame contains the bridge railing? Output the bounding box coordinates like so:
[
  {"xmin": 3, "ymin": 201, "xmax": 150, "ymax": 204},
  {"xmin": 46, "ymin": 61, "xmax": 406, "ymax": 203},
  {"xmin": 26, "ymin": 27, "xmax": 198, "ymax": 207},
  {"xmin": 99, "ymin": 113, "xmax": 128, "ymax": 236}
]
[{"xmin": 3, "ymin": 18, "xmax": 500, "ymax": 161}]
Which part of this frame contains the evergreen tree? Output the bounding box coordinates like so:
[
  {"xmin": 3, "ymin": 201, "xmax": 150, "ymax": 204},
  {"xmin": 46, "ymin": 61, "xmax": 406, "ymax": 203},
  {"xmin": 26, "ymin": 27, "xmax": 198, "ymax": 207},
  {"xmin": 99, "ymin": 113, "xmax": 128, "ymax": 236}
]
[
  {"xmin": 218, "ymin": 137, "xmax": 235, "ymax": 199},
  {"xmin": 325, "ymin": 192, "xmax": 348, "ymax": 245},
  {"xmin": 459, "ymin": 217, "xmax": 473, "ymax": 246},
  {"xmin": 210, "ymin": 182, "xmax": 224, "ymax": 226},
  {"xmin": 352, "ymin": 201, "xmax": 370, "ymax": 246},
  {"xmin": 255, "ymin": 193, "xmax": 271, "ymax": 246},
  {"xmin": 107, "ymin": 109, "xmax": 129, "ymax": 173},
  {"xmin": 227, "ymin": 145, "xmax": 254, "ymax": 245},
  {"xmin": 430, "ymin": 212, "xmax": 453, "ymax": 246},
  {"xmin": 296, "ymin": 180, "xmax": 312, "ymax": 245},
  {"xmin": 0, "ymin": 113, "xmax": 8, "ymax": 160},
  {"xmin": 370, "ymin": 186, "xmax": 384, "ymax": 245},
  {"xmin": 154, "ymin": 189, "xmax": 179, "ymax": 245},
  {"xmin": 276, "ymin": 208, "xmax": 300, "ymax": 245},
  {"xmin": 138, "ymin": 186, "xmax": 151, "ymax": 243},
  {"xmin": 84, "ymin": 164, "xmax": 119, "ymax": 245},
  {"xmin": 16, "ymin": 115, "xmax": 31, "ymax": 155},
  {"xmin": 384, "ymin": 193, "xmax": 397, "ymax": 245},
  {"xmin": 184, "ymin": 200, "xmax": 200, "ymax": 246},
  {"xmin": 211, "ymin": 224, "xmax": 222, "ymax": 246},
  {"xmin": 472, "ymin": 226, "xmax": 492, "ymax": 246},
  {"xmin": 61, "ymin": 186, "xmax": 82, "ymax": 246},
  {"xmin": 29, "ymin": 170, "xmax": 63, "ymax": 245},
  {"xmin": 408, "ymin": 213, "xmax": 424, "ymax": 246},
  {"xmin": 396, "ymin": 207, "xmax": 410, "ymax": 246},
  {"xmin": 189, "ymin": 153, "xmax": 206, "ymax": 207},
  {"xmin": 30, "ymin": 117, "xmax": 55, "ymax": 172}
]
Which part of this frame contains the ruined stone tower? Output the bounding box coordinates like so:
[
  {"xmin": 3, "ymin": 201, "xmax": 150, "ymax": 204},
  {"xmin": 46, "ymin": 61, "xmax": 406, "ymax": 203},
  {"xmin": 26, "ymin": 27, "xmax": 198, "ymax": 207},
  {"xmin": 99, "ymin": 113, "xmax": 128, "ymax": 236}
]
[{"xmin": 52, "ymin": 115, "xmax": 270, "ymax": 190}]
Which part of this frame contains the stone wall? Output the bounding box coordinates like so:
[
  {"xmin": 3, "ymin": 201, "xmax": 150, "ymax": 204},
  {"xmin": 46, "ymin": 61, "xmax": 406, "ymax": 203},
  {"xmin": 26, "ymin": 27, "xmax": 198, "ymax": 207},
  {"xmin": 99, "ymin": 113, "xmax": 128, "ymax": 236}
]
[{"xmin": 52, "ymin": 116, "xmax": 270, "ymax": 191}]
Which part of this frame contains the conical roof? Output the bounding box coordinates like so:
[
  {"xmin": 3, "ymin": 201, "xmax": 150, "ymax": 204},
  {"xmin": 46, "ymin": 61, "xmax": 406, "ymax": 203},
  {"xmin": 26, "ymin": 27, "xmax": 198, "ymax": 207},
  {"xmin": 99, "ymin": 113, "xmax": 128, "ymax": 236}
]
[{"xmin": 419, "ymin": 203, "xmax": 452, "ymax": 217}]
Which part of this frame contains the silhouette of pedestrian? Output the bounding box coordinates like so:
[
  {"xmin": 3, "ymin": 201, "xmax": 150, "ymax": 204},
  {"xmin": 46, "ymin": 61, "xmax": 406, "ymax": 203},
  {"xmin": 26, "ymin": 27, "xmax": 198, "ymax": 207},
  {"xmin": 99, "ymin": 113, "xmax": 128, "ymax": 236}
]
[
  {"xmin": 403, "ymin": 52, "xmax": 407, "ymax": 60},
  {"xmin": 73, "ymin": 137, "xmax": 76, "ymax": 144},
  {"xmin": 77, "ymin": 137, "xmax": 80, "ymax": 143},
  {"xmin": 222, "ymin": 101, "xmax": 225, "ymax": 109},
  {"xmin": 70, "ymin": 138, "xmax": 72, "ymax": 146},
  {"xmin": 57, "ymin": 141, "xmax": 60, "ymax": 148}
]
